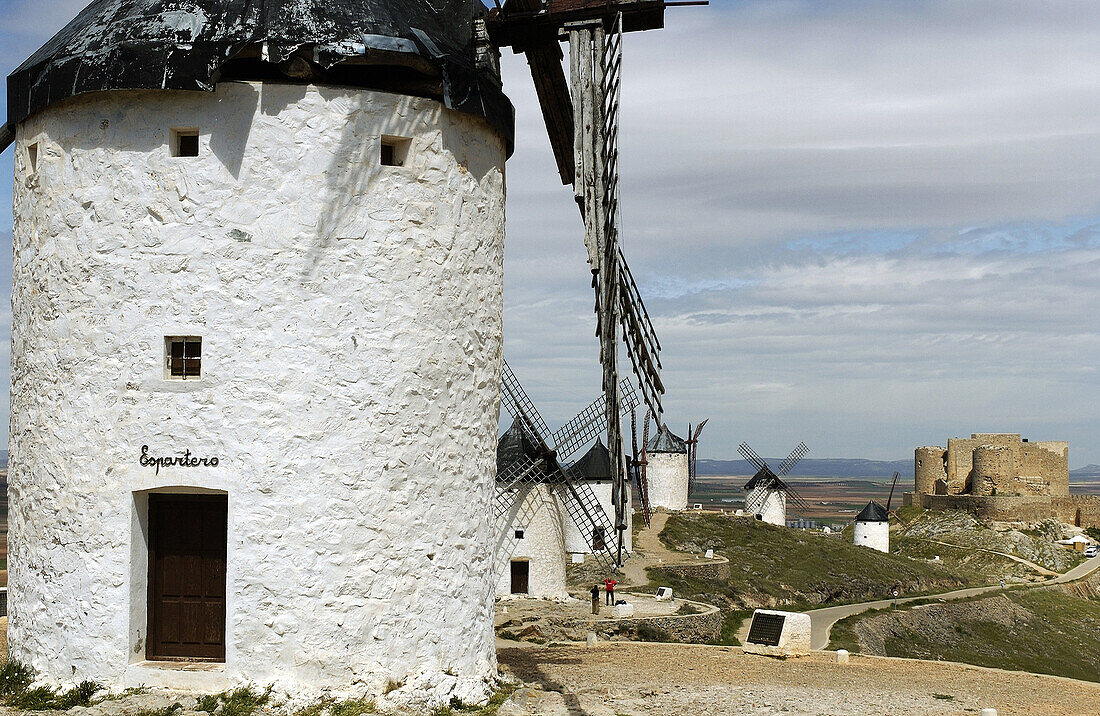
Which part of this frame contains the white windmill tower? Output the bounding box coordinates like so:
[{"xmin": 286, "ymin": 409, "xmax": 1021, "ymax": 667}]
[
  {"xmin": 739, "ymin": 442, "xmax": 811, "ymax": 526},
  {"xmin": 645, "ymin": 424, "xmax": 689, "ymax": 511},
  {"xmin": 3, "ymin": 0, "xmax": 511, "ymax": 703},
  {"xmin": 853, "ymin": 472, "xmax": 898, "ymax": 553}
]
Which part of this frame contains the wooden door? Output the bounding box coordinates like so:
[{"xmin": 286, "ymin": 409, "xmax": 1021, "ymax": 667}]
[
  {"xmin": 510, "ymin": 560, "xmax": 529, "ymax": 594},
  {"xmin": 148, "ymin": 494, "xmax": 227, "ymax": 661}
]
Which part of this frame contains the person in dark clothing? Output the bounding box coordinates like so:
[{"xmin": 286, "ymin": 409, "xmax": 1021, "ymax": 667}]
[
  {"xmin": 590, "ymin": 584, "xmax": 600, "ymax": 614},
  {"xmin": 604, "ymin": 577, "xmax": 618, "ymax": 605}
]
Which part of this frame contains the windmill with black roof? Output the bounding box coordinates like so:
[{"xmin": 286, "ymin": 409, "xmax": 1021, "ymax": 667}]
[{"xmin": 739, "ymin": 441, "xmax": 811, "ymax": 526}]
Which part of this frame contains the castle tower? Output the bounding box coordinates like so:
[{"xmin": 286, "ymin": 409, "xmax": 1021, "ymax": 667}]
[
  {"xmin": 853, "ymin": 501, "xmax": 890, "ymax": 553},
  {"xmin": 914, "ymin": 446, "xmax": 947, "ymax": 495},
  {"xmin": 646, "ymin": 425, "xmax": 689, "ymax": 511},
  {"xmin": 5, "ymin": 1, "xmax": 512, "ymax": 703}
]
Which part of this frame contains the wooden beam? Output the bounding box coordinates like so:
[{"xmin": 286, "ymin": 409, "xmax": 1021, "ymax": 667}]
[
  {"xmin": 525, "ymin": 44, "xmax": 575, "ymax": 185},
  {"xmin": 487, "ymin": 0, "xmax": 666, "ymax": 49}
]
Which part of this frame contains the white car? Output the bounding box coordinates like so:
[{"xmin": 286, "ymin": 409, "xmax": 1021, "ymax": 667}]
[{"xmin": 1085, "ymin": 546, "xmax": 1099, "ymax": 559}]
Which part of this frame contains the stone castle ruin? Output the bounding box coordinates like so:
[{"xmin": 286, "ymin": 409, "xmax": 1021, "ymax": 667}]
[{"xmin": 909, "ymin": 433, "xmax": 1098, "ymax": 527}]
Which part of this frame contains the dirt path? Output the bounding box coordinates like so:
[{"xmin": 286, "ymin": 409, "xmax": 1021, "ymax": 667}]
[
  {"xmin": 498, "ymin": 641, "xmax": 1100, "ymax": 715},
  {"xmin": 915, "ymin": 536, "xmax": 1060, "ymax": 576},
  {"xmin": 620, "ymin": 511, "xmax": 728, "ymax": 589}
]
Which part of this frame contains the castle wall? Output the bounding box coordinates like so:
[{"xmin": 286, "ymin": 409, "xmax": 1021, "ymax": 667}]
[
  {"xmin": 493, "ymin": 485, "xmax": 568, "ymax": 600},
  {"xmin": 8, "ymin": 82, "xmax": 507, "ymax": 699},
  {"xmin": 914, "ymin": 446, "xmax": 947, "ymax": 495},
  {"xmin": 946, "ymin": 438, "xmax": 980, "ymax": 493},
  {"xmin": 646, "ymin": 452, "xmax": 689, "ymax": 511},
  {"xmin": 1037, "ymin": 442, "xmax": 1069, "ymax": 497},
  {"xmin": 918, "ymin": 494, "xmax": 1100, "ymax": 529}
]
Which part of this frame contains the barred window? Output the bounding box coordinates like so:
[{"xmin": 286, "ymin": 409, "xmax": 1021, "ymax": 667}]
[{"xmin": 165, "ymin": 337, "xmax": 201, "ymax": 379}]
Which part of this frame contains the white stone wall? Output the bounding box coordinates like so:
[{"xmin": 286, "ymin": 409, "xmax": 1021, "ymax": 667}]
[
  {"xmin": 749, "ymin": 487, "xmax": 786, "ymax": 526},
  {"xmin": 562, "ymin": 481, "xmax": 632, "ymax": 561},
  {"xmin": 493, "ymin": 485, "xmax": 568, "ymax": 600},
  {"xmin": 8, "ymin": 81, "xmax": 507, "ymax": 703},
  {"xmin": 853, "ymin": 521, "xmax": 890, "ymax": 553},
  {"xmin": 646, "ymin": 452, "xmax": 688, "ymax": 511}
]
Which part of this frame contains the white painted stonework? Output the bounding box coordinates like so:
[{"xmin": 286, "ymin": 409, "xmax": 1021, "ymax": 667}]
[
  {"xmin": 749, "ymin": 486, "xmax": 786, "ymax": 526},
  {"xmin": 562, "ymin": 481, "xmax": 632, "ymax": 560},
  {"xmin": 853, "ymin": 520, "xmax": 890, "ymax": 553},
  {"xmin": 646, "ymin": 452, "xmax": 688, "ymax": 511},
  {"xmin": 494, "ymin": 485, "xmax": 568, "ymax": 600},
  {"xmin": 743, "ymin": 609, "xmax": 812, "ymax": 657},
  {"xmin": 8, "ymin": 81, "xmax": 507, "ymax": 702}
]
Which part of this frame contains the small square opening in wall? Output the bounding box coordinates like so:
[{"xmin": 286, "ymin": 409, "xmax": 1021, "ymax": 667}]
[
  {"xmin": 27, "ymin": 143, "xmax": 39, "ymax": 173},
  {"xmin": 380, "ymin": 135, "xmax": 411, "ymax": 167},
  {"xmin": 165, "ymin": 336, "xmax": 202, "ymax": 379},
  {"xmin": 171, "ymin": 128, "xmax": 200, "ymax": 157},
  {"xmin": 514, "ymin": 530, "xmax": 525, "ymax": 540}
]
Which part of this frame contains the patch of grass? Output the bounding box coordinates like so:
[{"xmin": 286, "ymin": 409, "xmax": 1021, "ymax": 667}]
[
  {"xmin": 673, "ymin": 602, "xmax": 703, "ymax": 616},
  {"xmin": 383, "ymin": 679, "xmax": 404, "ymax": 695},
  {"xmin": 196, "ymin": 686, "xmax": 272, "ymax": 716},
  {"xmin": 659, "ymin": 513, "xmax": 985, "ymax": 611},
  {"xmin": 708, "ymin": 609, "xmax": 751, "ymax": 647},
  {"xmin": 0, "ymin": 662, "xmax": 103, "ymax": 711},
  {"xmin": 832, "ymin": 586, "xmax": 1100, "ymax": 683},
  {"xmin": 1086, "ymin": 527, "xmax": 1100, "ymax": 542},
  {"xmin": 295, "ymin": 696, "xmax": 377, "ymax": 716},
  {"xmin": 933, "ymin": 694, "xmax": 955, "ymax": 701}
]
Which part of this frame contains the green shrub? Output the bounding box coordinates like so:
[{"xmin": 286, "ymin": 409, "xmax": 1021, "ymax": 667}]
[
  {"xmin": 196, "ymin": 686, "xmax": 272, "ymax": 716},
  {"xmin": 635, "ymin": 623, "xmax": 672, "ymax": 643}
]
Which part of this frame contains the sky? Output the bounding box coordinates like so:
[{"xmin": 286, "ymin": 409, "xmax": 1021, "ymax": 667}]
[{"xmin": 1, "ymin": 0, "xmax": 1099, "ymax": 466}]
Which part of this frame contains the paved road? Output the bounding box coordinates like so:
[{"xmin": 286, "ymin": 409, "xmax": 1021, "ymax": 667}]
[{"xmin": 805, "ymin": 552, "xmax": 1100, "ymax": 650}]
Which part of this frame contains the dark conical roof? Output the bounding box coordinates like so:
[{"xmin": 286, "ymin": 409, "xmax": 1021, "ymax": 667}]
[
  {"xmin": 6, "ymin": 0, "xmax": 513, "ymax": 147},
  {"xmin": 744, "ymin": 467, "xmax": 779, "ymax": 491},
  {"xmin": 572, "ymin": 439, "xmax": 612, "ymax": 481},
  {"xmin": 647, "ymin": 424, "xmax": 686, "ymax": 454},
  {"xmin": 496, "ymin": 419, "xmax": 544, "ymax": 476},
  {"xmin": 855, "ymin": 500, "xmax": 889, "ymax": 522}
]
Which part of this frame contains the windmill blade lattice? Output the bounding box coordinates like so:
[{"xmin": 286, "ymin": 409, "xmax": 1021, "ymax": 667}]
[
  {"xmin": 495, "ymin": 360, "xmax": 636, "ymax": 568},
  {"xmin": 775, "ymin": 442, "xmax": 809, "ymax": 477},
  {"xmin": 737, "ymin": 442, "xmax": 770, "ymax": 474}
]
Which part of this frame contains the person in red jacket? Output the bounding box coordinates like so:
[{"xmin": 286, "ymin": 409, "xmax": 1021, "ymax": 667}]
[{"xmin": 604, "ymin": 577, "xmax": 618, "ymax": 606}]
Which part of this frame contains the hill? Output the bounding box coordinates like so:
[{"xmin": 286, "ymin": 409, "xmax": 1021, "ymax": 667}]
[
  {"xmin": 829, "ymin": 574, "xmax": 1100, "ymax": 684},
  {"xmin": 697, "ymin": 457, "xmax": 911, "ymax": 479}
]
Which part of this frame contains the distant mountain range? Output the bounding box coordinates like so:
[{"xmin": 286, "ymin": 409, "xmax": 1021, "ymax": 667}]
[
  {"xmin": 698, "ymin": 458, "xmax": 1100, "ymax": 481},
  {"xmin": 696, "ymin": 457, "xmax": 911, "ymax": 479}
]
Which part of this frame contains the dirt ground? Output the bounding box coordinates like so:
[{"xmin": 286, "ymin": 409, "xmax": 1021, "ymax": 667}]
[{"xmin": 498, "ymin": 641, "xmax": 1100, "ymax": 715}]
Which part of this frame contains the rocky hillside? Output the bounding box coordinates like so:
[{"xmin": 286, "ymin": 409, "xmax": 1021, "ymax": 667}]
[
  {"xmin": 898, "ymin": 509, "xmax": 1084, "ymax": 572},
  {"xmin": 831, "ymin": 574, "xmax": 1100, "ymax": 683}
]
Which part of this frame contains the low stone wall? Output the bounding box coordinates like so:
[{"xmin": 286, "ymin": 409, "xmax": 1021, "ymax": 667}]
[
  {"xmin": 592, "ymin": 603, "xmax": 723, "ymax": 644},
  {"xmin": 652, "ymin": 559, "xmax": 731, "ymax": 583},
  {"xmin": 916, "ymin": 493, "xmax": 1100, "ymax": 528}
]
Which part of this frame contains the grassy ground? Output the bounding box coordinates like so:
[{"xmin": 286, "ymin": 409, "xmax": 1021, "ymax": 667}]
[
  {"xmin": 829, "ymin": 584, "xmax": 1100, "ymax": 683},
  {"xmin": 658, "ymin": 513, "xmax": 996, "ymax": 610}
]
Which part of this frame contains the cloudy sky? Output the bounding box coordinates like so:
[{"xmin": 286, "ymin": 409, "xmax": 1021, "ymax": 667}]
[{"xmin": 2, "ymin": 0, "xmax": 1099, "ymax": 465}]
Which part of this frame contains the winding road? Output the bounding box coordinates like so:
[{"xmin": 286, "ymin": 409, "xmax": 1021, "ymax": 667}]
[{"xmin": 806, "ymin": 552, "xmax": 1100, "ymax": 649}]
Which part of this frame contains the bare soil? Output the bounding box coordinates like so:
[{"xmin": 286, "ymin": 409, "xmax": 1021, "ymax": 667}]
[{"xmin": 498, "ymin": 641, "xmax": 1100, "ymax": 715}]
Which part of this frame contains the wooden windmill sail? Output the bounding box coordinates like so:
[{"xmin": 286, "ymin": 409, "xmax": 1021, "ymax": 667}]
[
  {"xmin": 496, "ymin": 359, "xmax": 639, "ymax": 568},
  {"xmin": 487, "ymin": 0, "xmax": 703, "ymax": 563},
  {"xmin": 686, "ymin": 418, "xmax": 709, "ymax": 493}
]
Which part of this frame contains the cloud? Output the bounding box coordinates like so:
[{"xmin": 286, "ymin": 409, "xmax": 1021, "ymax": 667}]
[{"xmin": 1, "ymin": 1, "xmax": 1099, "ymax": 464}]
